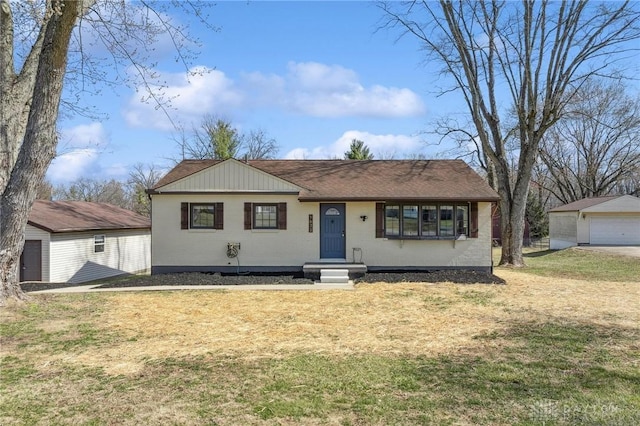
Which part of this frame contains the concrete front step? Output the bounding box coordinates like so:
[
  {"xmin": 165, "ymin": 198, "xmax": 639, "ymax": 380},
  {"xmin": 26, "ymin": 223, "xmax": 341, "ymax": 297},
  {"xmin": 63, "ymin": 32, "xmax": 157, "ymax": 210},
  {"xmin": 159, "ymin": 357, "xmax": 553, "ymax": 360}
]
[
  {"xmin": 302, "ymin": 263, "xmax": 367, "ymax": 282},
  {"xmin": 320, "ymin": 269, "xmax": 350, "ymax": 284}
]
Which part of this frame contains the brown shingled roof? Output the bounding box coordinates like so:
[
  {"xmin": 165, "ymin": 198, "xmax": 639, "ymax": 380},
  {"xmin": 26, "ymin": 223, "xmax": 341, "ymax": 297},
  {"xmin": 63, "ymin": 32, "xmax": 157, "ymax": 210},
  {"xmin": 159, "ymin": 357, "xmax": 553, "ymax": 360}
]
[
  {"xmin": 152, "ymin": 159, "xmax": 499, "ymax": 201},
  {"xmin": 549, "ymin": 196, "xmax": 619, "ymax": 212},
  {"xmin": 28, "ymin": 200, "xmax": 151, "ymax": 233}
]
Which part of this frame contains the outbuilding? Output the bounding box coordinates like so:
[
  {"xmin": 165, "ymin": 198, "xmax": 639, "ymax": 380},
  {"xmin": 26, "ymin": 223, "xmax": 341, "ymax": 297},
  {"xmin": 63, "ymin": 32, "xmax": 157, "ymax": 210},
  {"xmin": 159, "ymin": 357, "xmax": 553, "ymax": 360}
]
[
  {"xmin": 20, "ymin": 200, "xmax": 151, "ymax": 283},
  {"xmin": 549, "ymin": 195, "xmax": 640, "ymax": 249}
]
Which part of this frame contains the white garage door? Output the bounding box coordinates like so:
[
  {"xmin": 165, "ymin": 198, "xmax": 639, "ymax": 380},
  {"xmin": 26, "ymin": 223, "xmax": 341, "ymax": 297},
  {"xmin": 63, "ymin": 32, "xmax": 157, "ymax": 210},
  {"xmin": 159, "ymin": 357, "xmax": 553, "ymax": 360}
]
[{"xmin": 590, "ymin": 217, "xmax": 640, "ymax": 245}]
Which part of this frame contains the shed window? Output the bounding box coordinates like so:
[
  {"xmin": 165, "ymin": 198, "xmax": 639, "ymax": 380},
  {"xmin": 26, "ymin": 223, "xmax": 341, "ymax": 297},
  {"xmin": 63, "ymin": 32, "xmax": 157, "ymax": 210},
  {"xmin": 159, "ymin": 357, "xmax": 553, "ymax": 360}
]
[{"xmin": 94, "ymin": 235, "xmax": 105, "ymax": 253}]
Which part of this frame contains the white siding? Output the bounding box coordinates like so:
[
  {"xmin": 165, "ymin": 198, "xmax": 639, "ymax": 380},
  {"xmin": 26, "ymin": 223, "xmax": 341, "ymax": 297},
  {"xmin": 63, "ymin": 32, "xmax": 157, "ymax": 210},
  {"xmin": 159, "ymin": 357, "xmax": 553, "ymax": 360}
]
[
  {"xmin": 152, "ymin": 195, "xmax": 494, "ymax": 270},
  {"xmin": 158, "ymin": 159, "xmax": 301, "ymax": 192},
  {"xmin": 152, "ymin": 194, "xmax": 318, "ymax": 268},
  {"xmin": 590, "ymin": 216, "xmax": 640, "ymax": 245},
  {"xmin": 549, "ymin": 212, "xmax": 579, "ymax": 249},
  {"xmin": 50, "ymin": 230, "xmax": 151, "ymax": 283},
  {"xmin": 582, "ymin": 195, "xmax": 640, "ymax": 213},
  {"xmin": 347, "ymin": 202, "xmax": 493, "ymax": 269},
  {"xmin": 23, "ymin": 225, "xmax": 51, "ymax": 281}
]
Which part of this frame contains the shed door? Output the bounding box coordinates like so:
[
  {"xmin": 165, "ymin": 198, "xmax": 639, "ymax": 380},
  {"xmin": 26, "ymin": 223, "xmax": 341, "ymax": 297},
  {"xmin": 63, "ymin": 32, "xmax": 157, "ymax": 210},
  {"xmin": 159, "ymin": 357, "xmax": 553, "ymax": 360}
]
[
  {"xmin": 20, "ymin": 240, "xmax": 42, "ymax": 282},
  {"xmin": 320, "ymin": 204, "xmax": 346, "ymax": 259},
  {"xmin": 590, "ymin": 217, "xmax": 640, "ymax": 245}
]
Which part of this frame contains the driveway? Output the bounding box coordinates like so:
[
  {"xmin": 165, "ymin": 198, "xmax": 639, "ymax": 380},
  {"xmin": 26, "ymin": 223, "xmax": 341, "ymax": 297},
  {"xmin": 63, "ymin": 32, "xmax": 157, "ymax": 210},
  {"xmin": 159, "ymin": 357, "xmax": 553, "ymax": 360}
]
[{"xmin": 575, "ymin": 245, "xmax": 640, "ymax": 258}]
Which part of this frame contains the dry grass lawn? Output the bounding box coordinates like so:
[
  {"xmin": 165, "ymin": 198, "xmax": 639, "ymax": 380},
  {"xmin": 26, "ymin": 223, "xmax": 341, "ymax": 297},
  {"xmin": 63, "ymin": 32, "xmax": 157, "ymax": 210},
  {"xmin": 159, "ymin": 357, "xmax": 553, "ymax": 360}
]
[
  {"xmin": 2, "ymin": 251, "xmax": 639, "ymax": 425},
  {"xmin": 13, "ymin": 269, "xmax": 638, "ymax": 377}
]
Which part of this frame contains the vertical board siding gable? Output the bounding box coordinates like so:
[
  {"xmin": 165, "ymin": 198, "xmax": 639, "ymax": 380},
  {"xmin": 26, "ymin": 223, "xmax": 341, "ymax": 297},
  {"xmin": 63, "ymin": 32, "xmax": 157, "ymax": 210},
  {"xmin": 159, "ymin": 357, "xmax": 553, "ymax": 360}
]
[{"xmin": 160, "ymin": 159, "xmax": 301, "ymax": 192}]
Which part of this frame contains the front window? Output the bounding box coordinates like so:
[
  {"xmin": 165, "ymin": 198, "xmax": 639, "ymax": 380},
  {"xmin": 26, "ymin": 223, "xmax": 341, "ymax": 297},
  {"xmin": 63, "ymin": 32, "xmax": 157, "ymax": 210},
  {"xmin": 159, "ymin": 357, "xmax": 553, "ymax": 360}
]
[
  {"xmin": 439, "ymin": 205, "xmax": 454, "ymax": 237},
  {"xmin": 402, "ymin": 205, "xmax": 419, "ymax": 237},
  {"xmin": 456, "ymin": 205, "xmax": 469, "ymax": 236},
  {"xmin": 191, "ymin": 204, "xmax": 216, "ymax": 229},
  {"xmin": 254, "ymin": 204, "xmax": 278, "ymax": 229},
  {"xmin": 421, "ymin": 205, "xmax": 438, "ymax": 236},
  {"xmin": 384, "ymin": 203, "xmax": 470, "ymax": 239},
  {"xmin": 385, "ymin": 205, "xmax": 400, "ymax": 236}
]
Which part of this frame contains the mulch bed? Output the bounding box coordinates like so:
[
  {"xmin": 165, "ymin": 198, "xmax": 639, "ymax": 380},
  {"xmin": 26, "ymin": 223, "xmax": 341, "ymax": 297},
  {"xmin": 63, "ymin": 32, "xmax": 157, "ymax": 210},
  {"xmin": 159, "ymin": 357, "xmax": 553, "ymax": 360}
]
[{"xmin": 20, "ymin": 270, "xmax": 504, "ymax": 292}]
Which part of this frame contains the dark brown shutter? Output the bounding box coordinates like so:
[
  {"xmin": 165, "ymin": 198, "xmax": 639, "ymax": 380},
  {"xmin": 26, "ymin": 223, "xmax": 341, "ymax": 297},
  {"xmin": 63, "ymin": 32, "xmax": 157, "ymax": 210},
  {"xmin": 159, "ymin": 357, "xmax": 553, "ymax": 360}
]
[
  {"xmin": 214, "ymin": 203, "xmax": 224, "ymax": 230},
  {"xmin": 278, "ymin": 202, "xmax": 287, "ymax": 230},
  {"xmin": 470, "ymin": 202, "xmax": 479, "ymax": 238},
  {"xmin": 181, "ymin": 203, "xmax": 189, "ymax": 229},
  {"xmin": 375, "ymin": 203, "xmax": 385, "ymax": 238},
  {"xmin": 244, "ymin": 203, "xmax": 252, "ymax": 230}
]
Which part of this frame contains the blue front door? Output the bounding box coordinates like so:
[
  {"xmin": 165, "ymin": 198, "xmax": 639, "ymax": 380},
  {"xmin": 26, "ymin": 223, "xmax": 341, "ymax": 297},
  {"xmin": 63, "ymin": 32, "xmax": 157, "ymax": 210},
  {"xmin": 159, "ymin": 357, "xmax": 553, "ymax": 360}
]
[{"xmin": 320, "ymin": 203, "xmax": 346, "ymax": 259}]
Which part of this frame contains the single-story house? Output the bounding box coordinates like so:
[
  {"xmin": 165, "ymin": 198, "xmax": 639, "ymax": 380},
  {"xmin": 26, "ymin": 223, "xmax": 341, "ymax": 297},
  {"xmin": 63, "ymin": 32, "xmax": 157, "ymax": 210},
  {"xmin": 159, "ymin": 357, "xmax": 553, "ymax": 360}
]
[
  {"xmin": 148, "ymin": 159, "xmax": 500, "ymax": 277},
  {"xmin": 549, "ymin": 195, "xmax": 640, "ymax": 249},
  {"xmin": 20, "ymin": 200, "xmax": 151, "ymax": 283}
]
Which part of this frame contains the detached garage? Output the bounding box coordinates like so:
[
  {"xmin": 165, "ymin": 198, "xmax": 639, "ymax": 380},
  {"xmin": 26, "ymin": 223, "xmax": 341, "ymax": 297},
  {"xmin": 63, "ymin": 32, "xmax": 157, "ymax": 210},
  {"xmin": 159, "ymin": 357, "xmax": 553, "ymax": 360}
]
[
  {"xmin": 20, "ymin": 200, "xmax": 151, "ymax": 283},
  {"xmin": 549, "ymin": 195, "xmax": 640, "ymax": 249}
]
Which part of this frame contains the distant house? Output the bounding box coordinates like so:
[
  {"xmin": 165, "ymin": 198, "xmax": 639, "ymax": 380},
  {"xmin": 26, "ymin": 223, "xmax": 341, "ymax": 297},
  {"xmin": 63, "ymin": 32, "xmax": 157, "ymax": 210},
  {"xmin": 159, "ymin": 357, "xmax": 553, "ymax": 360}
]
[
  {"xmin": 549, "ymin": 195, "xmax": 640, "ymax": 249},
  {"xmin": 148, "ymin": 159, "xmax": 500, "ymax": 278},
  {"xmin": 20, "ymin": 200, "xmax": 151, "ymax": 283}
]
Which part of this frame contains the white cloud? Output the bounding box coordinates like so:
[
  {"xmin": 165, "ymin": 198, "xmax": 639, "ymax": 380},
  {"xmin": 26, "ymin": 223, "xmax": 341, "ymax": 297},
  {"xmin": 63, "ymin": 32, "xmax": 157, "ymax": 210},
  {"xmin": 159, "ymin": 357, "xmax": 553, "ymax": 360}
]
[
  {"xmin": 47, "ymin": 122, "xmax": 110, "ymax": 184},
  {"xmin": 124, "ymin": 66, "xmax": 244, "ymax": 131},
  {"xmin": 47, "ymin": 149, "xmax": 100, "ymax": 183},
  {"xmin": 280, "ymin": 62, "xmax": 425, "ymax": 118},
  {"xmin": 284, "ymin": 130, "xmax": 423, "ymax": 159},
  {"xmin": 60, "ymin": 122, "xmax": 108, "ymax": 149},
  {"xmin": 123, "ymin": 62, "xmax": 426, "ymax": 130}
]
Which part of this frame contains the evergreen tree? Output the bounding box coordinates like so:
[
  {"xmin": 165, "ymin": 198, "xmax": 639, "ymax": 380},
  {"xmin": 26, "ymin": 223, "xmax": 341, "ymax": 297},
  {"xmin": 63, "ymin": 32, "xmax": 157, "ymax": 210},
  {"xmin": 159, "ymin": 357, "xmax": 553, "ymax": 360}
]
[{"xmin": 344, "ymin": 139, "xmax": 373, "ymax": 160}]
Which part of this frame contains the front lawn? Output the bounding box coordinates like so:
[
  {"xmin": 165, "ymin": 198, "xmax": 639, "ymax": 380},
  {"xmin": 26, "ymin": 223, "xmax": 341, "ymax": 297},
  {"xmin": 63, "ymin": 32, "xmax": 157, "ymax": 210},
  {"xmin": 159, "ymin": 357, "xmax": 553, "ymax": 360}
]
[
  {"xmin": 1, "ymin": 250, "xmax": 639, "ymax": 425},
  {"xmin": 493, "ymin": 246, "xmax": 640, "ymax": 282}
]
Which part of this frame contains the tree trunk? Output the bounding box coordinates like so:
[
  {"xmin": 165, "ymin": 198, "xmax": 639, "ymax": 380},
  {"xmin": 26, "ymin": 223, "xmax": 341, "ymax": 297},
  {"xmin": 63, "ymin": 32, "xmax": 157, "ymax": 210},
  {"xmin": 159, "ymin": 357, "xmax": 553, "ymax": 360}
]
[{"xmin": 0, "ymin": 0, "xmax": 79, "ymax": 305}]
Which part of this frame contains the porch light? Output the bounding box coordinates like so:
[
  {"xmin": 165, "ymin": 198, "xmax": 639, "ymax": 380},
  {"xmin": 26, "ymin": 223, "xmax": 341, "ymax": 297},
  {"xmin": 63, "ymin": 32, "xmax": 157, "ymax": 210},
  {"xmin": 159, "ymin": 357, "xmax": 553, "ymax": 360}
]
[{"xmin": 360, "ymin": 215, "xmax": 368, "ymax": 222}]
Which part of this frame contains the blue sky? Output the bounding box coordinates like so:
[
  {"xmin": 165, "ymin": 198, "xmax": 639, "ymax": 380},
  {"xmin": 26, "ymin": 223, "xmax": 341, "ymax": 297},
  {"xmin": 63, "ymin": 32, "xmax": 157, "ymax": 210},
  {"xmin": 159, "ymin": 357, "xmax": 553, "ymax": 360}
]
[{"xmin": 47, "ymin": 1, "xmax": 460, "ymax": 184}]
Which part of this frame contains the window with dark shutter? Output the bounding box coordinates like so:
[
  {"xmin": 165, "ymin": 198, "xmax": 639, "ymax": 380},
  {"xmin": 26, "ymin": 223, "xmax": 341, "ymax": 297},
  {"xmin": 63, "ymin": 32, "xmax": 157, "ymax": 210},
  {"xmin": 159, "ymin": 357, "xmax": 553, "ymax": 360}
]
[
  {"xmin": 246, "ymin": 202, "xmax": 287, "ymax": 230},
  {"xmin": 181, "ymin": 203, "xmax": 189, "ymax": 229},
  {"xmin": 244, "ymin": 203, "xmax": 252, "ymax": 230},
  {"xmin": 181, "ymin": 202, "xmax": 223, "ymax": 230},
  {"xmin": 278, "ymin": 203, "xmax": 287, "ymax": 230},
  {"xmin": 214, "ymin": 203, "xmax": 224, "ymax": 230}
]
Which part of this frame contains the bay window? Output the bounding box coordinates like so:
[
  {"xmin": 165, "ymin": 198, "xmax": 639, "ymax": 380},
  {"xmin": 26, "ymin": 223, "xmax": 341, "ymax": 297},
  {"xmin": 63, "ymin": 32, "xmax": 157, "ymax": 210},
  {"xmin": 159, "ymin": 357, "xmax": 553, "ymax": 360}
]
[{"xmin": 382, "ymin": 203, "xmax": 472, "ymax": 239}]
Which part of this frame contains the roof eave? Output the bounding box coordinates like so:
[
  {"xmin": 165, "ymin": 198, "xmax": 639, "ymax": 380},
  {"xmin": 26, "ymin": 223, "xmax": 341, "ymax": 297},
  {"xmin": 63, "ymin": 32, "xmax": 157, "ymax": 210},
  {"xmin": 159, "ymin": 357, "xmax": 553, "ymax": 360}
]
[{"xmin": 298, "ymin": 196, "xmax": 500, "ymax": 202}]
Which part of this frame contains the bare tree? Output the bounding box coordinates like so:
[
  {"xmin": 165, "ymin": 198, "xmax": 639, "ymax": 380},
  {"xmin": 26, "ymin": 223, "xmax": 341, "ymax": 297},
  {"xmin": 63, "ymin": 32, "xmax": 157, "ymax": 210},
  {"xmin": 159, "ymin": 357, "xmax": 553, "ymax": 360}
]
[
  {"xmin": 381, "ymin": 0, "xmax": 640, "ymax": 266},
  {"xmin": 128, "ymin": 162, "xmax": 164, "ymax": 217},
  {"xmin": 614, "ymin": 166, "xmax": 640, "ymax": 196},
  {"xmin": 53, "ymin": 178, "xmax": 132, "ymax": 209},
  {"xmin": 180, "ymin": 115, "xmax": 241, "ymax": 160},
  {"xmin": 243, "ymin": 129, "xmax": 279, "ymax": 160},
  {"xmin": 0, "ymin": 0, "xmax": 207, "ymax": 303},
  {"xmin": 36, "ymin": 180, "xmax": 54, "ymax": 201},
  {"xmin": 537, "ymin": 79, "xmax": 640, "ymax": 204},
  {"xmin": 179, "ymin": 116, "xmax": 279, "ymax": 160}
]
